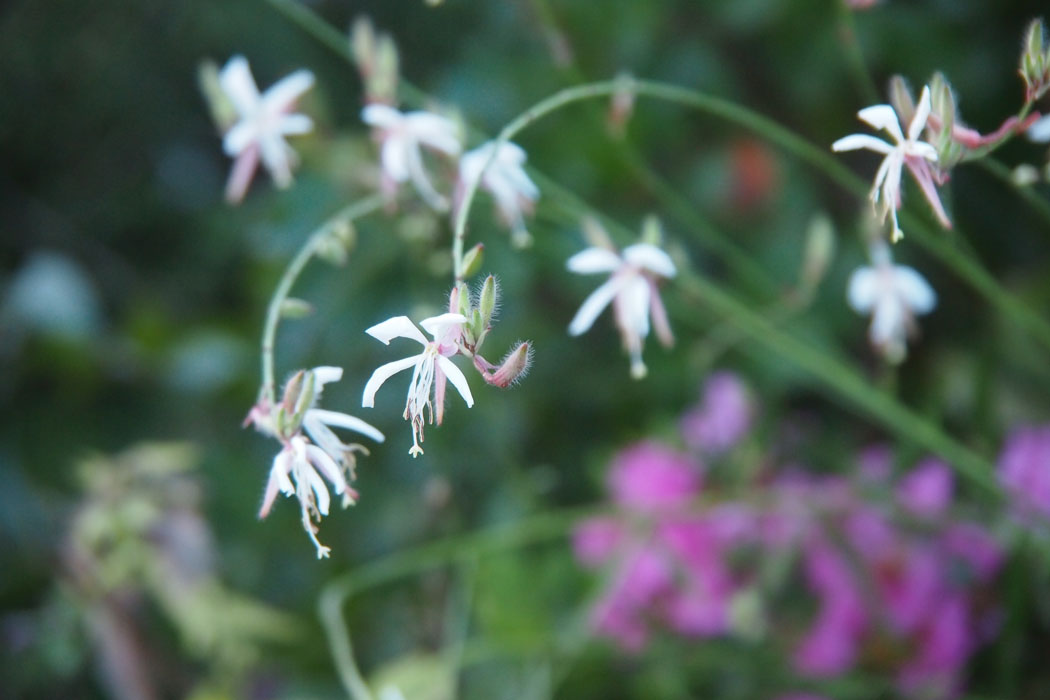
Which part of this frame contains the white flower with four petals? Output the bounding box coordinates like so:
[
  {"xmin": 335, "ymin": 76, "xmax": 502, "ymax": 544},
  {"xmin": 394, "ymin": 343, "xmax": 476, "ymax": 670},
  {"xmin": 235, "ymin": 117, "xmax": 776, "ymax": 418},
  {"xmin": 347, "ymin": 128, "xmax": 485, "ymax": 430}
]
[
  {"xmin": 458, "ymin": 140, "xmax": 540, "ymax": 246},
  {"xmin": 219, "ymin": 55, "xmax": 315, "ymax": 204}
]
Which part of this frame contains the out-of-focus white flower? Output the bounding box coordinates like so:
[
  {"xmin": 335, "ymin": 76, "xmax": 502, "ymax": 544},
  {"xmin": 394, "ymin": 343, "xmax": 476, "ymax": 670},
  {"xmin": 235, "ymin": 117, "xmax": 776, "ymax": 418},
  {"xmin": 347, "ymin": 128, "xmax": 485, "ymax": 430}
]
[
  {"xmin": 847, "ymin": 244, "xmax": 936, "ymax": 363},
  {"xmin": 361, "ymin": 104, "xmax": 461, "ymax": 210},
  {"xmin": 1027, "ymin": 113, "xmax": 1050, "ymax": 143},
  {"xmin": 567, "ymin": 241, "xmax": 676, "ymax": 379},
  {"xmin": 248, "ymin": 366, "xmax": 384, "ymax": 558},
  {"xmin": 362, "ymin": 314, "xmax": 473, "ymax": 457},
  {"xmin": 458, "ymin": 140, "xmax": 540, "ymax": 246},
  {"xmin": 833, "ymin": 86, "xmax": 948, "ymax": 242},
  {"xmin": 219, "ymin": 55, "xmax": 315, "ymax": 204}
]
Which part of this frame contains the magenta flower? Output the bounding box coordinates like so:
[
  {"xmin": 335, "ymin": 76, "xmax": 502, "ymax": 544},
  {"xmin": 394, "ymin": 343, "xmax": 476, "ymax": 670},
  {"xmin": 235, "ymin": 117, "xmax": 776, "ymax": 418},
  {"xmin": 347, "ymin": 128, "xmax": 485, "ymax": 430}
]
[
  {"xmin": 680, "ymin": 371, "xmax": 753, "ymax": 454},
  {"xmin": 998, "ymin": 424, "xmax": 1050, "ymax": 521},
  {"xmin": 607, "ymin": 441, "xmax": 701, "ymax": 512},
  {"xmin": 896, "ymin": 458, "xmax": 953, "ymax": 519}
]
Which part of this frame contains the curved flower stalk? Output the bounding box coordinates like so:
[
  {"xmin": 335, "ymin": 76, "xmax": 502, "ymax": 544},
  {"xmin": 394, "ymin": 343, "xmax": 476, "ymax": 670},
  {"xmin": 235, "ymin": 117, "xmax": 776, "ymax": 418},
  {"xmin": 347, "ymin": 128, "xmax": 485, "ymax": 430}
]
[
  {"xmin": 362, "ymin": 104, "xmax": 462, "ymax": 210},
  {"xmin": 832, "ymin": 85, "xmax": 948, "ymax": 242},
  {"xmin": 218, "ymin": 55, "xmax": 315, "ymax": 204},
  {"xmin": 457, "ymin": 140, "xmax": 540, "ymax": 247},
  {"xmin": 362, "ymin": 313, "xmax": 474, "ymax": 457},
  {"xmin": 246, "ymin": 366, "xmax": 384, "ymax": 558},
  {"xmin": 567, "ymin": 221, "xmax": 677, "ymax": 379},
  {"xmin": 847, "ymin": 241, "xmax": 936, "ymax": 363}
]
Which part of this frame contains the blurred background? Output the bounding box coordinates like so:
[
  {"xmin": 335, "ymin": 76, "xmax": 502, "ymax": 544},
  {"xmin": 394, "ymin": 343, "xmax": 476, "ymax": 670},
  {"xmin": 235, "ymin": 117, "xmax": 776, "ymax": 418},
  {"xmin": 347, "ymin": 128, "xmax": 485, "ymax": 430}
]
[{"xmin": 3, "ymin": 0, "xmax": 1050, "ymax": 698}]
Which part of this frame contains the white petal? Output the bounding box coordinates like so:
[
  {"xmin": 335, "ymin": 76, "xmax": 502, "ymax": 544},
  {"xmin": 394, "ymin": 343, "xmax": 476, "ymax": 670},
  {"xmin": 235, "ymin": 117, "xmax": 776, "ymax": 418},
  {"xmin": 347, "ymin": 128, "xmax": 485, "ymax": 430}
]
[
  {"xmin": 909, "ymin": 142, "xmax": 938, "ymax": 161},
  {"xmin": 847, "ymin": 266, "xmax": 879, "ymax": 312},
  {"xmin": 1027, "ymin": 114, "xmax": 1050, "ymax": 143},
  {"xmin": 436, "ymin": 355, "xmax": 474, "ymax": 408},
  {"xmin": 308, "ymin": 408, "xmax": 385, "ymax": 443},
  {"xmin": 566, "ymin": 247, "xmax": 622, "ymax": 274},
  {"xmin": 258, "ymin": 135, "xmax": 293, "ymax": 188},
  {"xmin": 405, "ymin": 112, "xmax": 461, "ymax": 155},
  {"xmin": 870, "ymin": 297, "xmax": 904, "ymax": 346},
  {"xmin": 306, "ymin": 444, "xmax": 347, "ymax": 494},
  {"xmin": 616, "ymin": 274, "xmax": 652, "ymax": 340},
  {"xmin": 362, "ymin": 355, "xmax": 421, "ymax": 407},
  {"xmin": 278, "ymin": 113, "xmax": 314, "ymax": 136},
  {"xmin": 908, "ymin": 86, "xmax": 932, "ymax": 142},
  {"xmin": 312, "ymin": 366, "xmax": 343, "ymax": 386},
  {"xmin": 366, "ymin": 316, "xmax": 428, "ymax": 345},
  {"xmin": 219, "ymin": 55, "xmax": 260, "ymax": 116},
  {"xmin": 262, "ymin": 69, "xmax": 314, "ymax": 112},
  {"xmin": 624, "ymin": 243, "xmax": 676, "ymax": 278},
  {"xmin": 857, "ymin": 105, "xmax": 905, "ymax": 143},
  {"xmin": 223, "ymin": 122, "xmax": 256, "ymax": 156},
  {"xmin": 831, "ymin": 134, "xmax": 894, "ymax": 154},
  {"xmin": 302, "ymin": 463, "xmax": 331, "ymax": 516},
  {"xmin": 362, "ymin": 103, "xmax": 403, "ymax": 129},
  {"xmin": 380, "ymin": 136, "xmax": 411, "ymax": 183},
  {"xmin": 893, "ymin": 266, "xmax": 936, "ymax": 314},
  {"xmin": 419, "ymin": 312, "xmax": 468, "ymax": 340},
  {"xmin": 273, "ymin": 449, "xmax": 295, "ymax": 495},
  {"xmin": 302, "ymin": 414, "xmax": 346, "ymax": 461},
  {"xmin": 568, "ymin": 275, "xmax": 627, "ymax": 336}
]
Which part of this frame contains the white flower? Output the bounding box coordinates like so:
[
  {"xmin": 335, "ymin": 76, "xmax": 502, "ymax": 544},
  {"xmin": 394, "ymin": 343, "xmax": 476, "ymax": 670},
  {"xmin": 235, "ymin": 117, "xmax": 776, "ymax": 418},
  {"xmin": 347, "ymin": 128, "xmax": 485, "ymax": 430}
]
[
  {"xmin": 847, "ymin": 245, "xmax": 936, "ymax": 363},
  {"xmin": 362, "ymin": 104, "xmax": 462, "ymax": 210},
  {"xmin": 458, "ymin": 141, "xmax": 540, "ymax": 246},
  {"xmin": 219, "ymin": 55, "xmax": 315, "ymax": 204},
  {"xmin": 251, "ymin": 366, "xmax": 384, "ymax": 558},
  {"xmin": 362, "ymin": 314, "xmax": 474, "ymax": 457},
  {"xmin": 832, "ymin": 85, "xmax": 948, "ymax": 242},
  {"xmin": 567, "ymin": 242, "xmax": 676, "ymax": 379},
  {"xmin": 1027, "ymin": 113, "xmax": 1050, "ymax": 143}
]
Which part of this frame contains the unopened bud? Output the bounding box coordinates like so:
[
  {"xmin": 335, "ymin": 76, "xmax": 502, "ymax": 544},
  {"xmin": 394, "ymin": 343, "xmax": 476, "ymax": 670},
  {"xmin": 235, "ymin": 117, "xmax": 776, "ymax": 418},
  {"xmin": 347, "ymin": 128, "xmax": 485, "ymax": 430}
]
[
  {"xmin": 887, "ymin": 75, "xmax": 915, "ymax": 129},
  {"xmin": 371, "ymin": 36, "xmax": 400, "ymax": 105},
  {"xmin": 330, "ymin": 219, "xmax": 357, "ymax": 250},
  {"xmin": 607, "ymin": 72, "xmax": 636, "ymax": 138},
  {"xmin": 280, "ymin": 298, "xmax": 314, "ymax": 319},
  {"xmin": 315, "ymin": 235, "xmax": 349, "ymax": 266},
  {"xmin": 198, "ymin": 60, "xmax": 238, "ymax": 132},
  {"xmin": 1020, "ymin": 19, "xmax": 1050, "ymax": 101},
  {"xmin": 291, "ymin": 370, "xmax": 317, "ymax": 423},
  {"xmin": 581, "ymin": 216, "xmax": 614, "ymax": 250},
  {"xmin": 928, "ymin": 72, "xmax": 966, "ymax": 169},
  {"xmin": 281, "ymin": 370, "xmax": 306, "ymax": 416},
  {"xmin": 478, "ymin": 275, "xmax": 497, "ymax": 326},
  {"xmin": 640, "ymin": 214, "xmax": 663, "ymax": 247},
  {"xmin": 461, "ymin": 243, "xmax": 484, "ymax": 278},
  {"xmin": 351, "ymin": 17, "xmax": 376, "ymax": 78},
  {"xmin": 486, "ymin": 342, "xmax": 532, "ymax": 388},
  {"xmin": 800, "ymin": 213, "xmax": 835, "ymax": 292},
  {"xmin": 454, "ymin": 281, "xmax": 471, "ymax": 317}
]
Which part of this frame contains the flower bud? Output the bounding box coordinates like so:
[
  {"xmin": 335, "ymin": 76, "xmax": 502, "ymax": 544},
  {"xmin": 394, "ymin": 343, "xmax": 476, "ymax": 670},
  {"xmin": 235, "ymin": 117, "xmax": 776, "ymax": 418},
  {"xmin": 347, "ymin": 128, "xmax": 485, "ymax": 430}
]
[
  {"xmin": 485, "ymin": 341, "xmax": 532, "ymax": 388},
  {"xmin": 581, "ymin": 216, "xmax": 614, "ymax": 250},
  {"xmin": 461, "ymin": 243, "xmax": 484, "ymax": 278},
  {"xmin": 887, "ymin": 75, "xmax": 915, "ymax": 131},
  {"xmin": 1011, "ymin": 164, "xmax": 1041, "ymax": 186},
  {"xmin": 454, "ymin": 281, "xmax": 471, "ymax": 317},
  {"xmin": 315, "ymin": 235, "xmax": 349, "ymax": 266},
  {"xmin": 800, "ymin": 213, "xmax": 835, "ymax": 292},
  {"xmin": 928, "ymin": 72, "xmax": 966, "ymax": 170},
  {"xmin": 607, "ymin": 71, "xmax": 636, "ymax": 138},
  {"xmin": 640, "ymin": 214, "xmax": 663, "ymax": 247},
  {"xmin": 371, "ymin": 35, "xmax": 400, "ymax": 105},
  {"xmin": 329, "ymin": 218, "xmax": 357, "ymax": 251},
  {"xmin": 478, "ymin": 274, "xmax": 497, "ymax": 327},
  {"xmin": 280, "ymin": 298, "xmax": 314, "ymax": 319},
  {"xmin": 198, "ymin": 60, "xmax": 238, "ymax": 132},
  {"xmin": 351, "ymin": 17, "xmax": 376, "ymax": 79},
  {"xmin": 1021, "ymin": 19, "xmax": 1050, "ymax": 101}
]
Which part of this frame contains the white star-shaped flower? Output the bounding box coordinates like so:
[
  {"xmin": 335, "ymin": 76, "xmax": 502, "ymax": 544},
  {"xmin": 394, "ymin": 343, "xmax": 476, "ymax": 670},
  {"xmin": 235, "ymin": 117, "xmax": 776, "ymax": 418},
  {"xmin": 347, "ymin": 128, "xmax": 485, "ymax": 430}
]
[
  {"xmin": 847, "ymin": 246, "xmax": 936, "ymax": 363},
  {"xmin": 362, "ymin": 313, "xmax": 474, "ymax": 457},
  {"xmin": 219, "ymin": 55, "xmax": 315, "ymax": 204},
  {"xmin": 567, "ymin": 242, "xmax": 676, "ymax": 379},
  {"xmin": 362, "ymin": 104, "xmax": 462, "ymax": 210},
  {"xmin": 250, "ymin": 366, "xmax": 384, "ymax": 558},
  {"xmin": 458, "ymin": 141, "xmax": 540, "ymax": 246},
  {"xmin": 832, "ymin": 86, "xmax": 949, "ymax": 242}
]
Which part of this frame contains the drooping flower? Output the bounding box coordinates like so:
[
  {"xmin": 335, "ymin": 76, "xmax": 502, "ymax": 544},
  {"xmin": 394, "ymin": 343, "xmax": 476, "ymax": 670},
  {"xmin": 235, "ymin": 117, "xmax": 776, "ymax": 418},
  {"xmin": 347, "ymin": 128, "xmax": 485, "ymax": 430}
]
[
  {"xmin": 832, "ymin": 85, "xmax": 948, "ymax": 241},
  {"xmin": 457, "ymin": 140, "xmax": 540, "ymax": 247},
  {"xmin": 680, "ymin": 371, "xmax": 753, "ymax": 454},
  {"xmin": 361, "ymin": 104, "xmax": 462, "ymax": 210},
  {"xmin": 362, "ymin": 313, "xmax": 473, "ymax": 456},
  {"xmin": 567, "ymin": 239, "xmax": 676, "ymax": 379},
  {"xmin": 847, "ymin": 241, "xmax": 936, "ymax": 362},
  {"xmin": 218, "ymin": 55, "xmax": 315, "ymax": 204},
  {"xmin": 247, "ymin": 366, "xmax": 384, "ymax": 558}
]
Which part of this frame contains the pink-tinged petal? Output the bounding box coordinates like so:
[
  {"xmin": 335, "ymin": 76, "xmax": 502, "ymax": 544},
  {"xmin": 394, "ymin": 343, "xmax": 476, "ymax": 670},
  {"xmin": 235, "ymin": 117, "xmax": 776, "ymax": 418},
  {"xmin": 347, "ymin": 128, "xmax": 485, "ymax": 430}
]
[
  {"xmin": 831, "ymin": 134, "xmax": 894, "ymax": 154},
  {"xmin": 278, "ymin": 113, "xmax": 314, "ymax": 136},
  {"xmin": 312, "ymin": 366, "xmax": 343, "ymax": 386},
  {"xmin": 361, "ymin": 103, "xmax": 403, "ymax": 129},
  {"xmin": 881, "ymin": 151, "xmax": 904, "ymax": 210},
  {"xmin": 307, "ymin": 408, "xmax": 385, "ymax": 443},
  {"xmin": 261, "ymin": 69, "xmax": 315, "ymax": 112},
  {"xmin": 419, "ymin": 312, "xmax": 468, "ymax": 341},
  {"xmin": 433, "ymin": 362, "xmax": 448, "ymax": 425},
  {"xmin": 259, "ymin": 449, "xmax": 293, "ymax": 518},
  {"xmin": 893, "ymin": 266, "xmax": 936, "ymax": 314},
  {"xmin": 857, "ymin": 104, "xmax": 905, "ymax": 143},
  {"xmin": 303, "ymin": 462, "xmax": 331, "ymax": 516},
  {"xmin": 225, "ymin": 146, "xmax": 259, "ymax": 204},
  {"xmin": 366, "ymin": 316, "xmax": 428, "ymax": 345},
  {"xmin": 905, "ymin": 158, "xmax": 952, "ymax": 228},
  {"xmin": 568, "ymin": 275, "xmax": 626, "ymax": 336},
  {"xmin": 624, "ymin": 243, "xmax": 676, "ymax": 278},
  {"xmin": 908, "ymin": 86, "xmax": 932, "ymax": 142},
  {"xmin": 362, "ymin": 355, "xmax": 421, "ymax": 407},
  {"xmin": 219, "ymin": 55, "xmax": 260, "ymax": 116},
  {"xmin": 566, "ymin": 247, "xmax": 622, "ymax": 274},
  {"xmin": 223, "ymin": 121, "xmax": 256, "ymax": 156},
  {"xmin": 436, "ymin": 355, "xmax": 474, "ymax": 408},
  {"xmin": 649, "ymin": 283, "xmax": 674, "ymax": 348},
  {"xmin": 846, "ymin": 266, "xmax": 879, "ymax": 312},
  {"xmin": 306, "ymin": 444, "xmax": 347, "ymax": 494},
  {"xmin": 405, "ymin": 112, "xmax": 461, "ymax": 155}
]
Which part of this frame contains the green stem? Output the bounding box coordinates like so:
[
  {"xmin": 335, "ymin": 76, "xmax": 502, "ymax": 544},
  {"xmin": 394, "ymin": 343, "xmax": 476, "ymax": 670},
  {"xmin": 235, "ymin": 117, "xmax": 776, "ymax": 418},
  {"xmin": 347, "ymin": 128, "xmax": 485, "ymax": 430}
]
[
  {"xmin": 834, "ymin": 0, "xmax": 880, "ymax": 105},
  {"xmin": 260, "ymin": 194, "xmax": 385, "ymax": 404},
  {"xmin": 976, "ymin": 157, "xmax": 1050, "ymax": 231}
]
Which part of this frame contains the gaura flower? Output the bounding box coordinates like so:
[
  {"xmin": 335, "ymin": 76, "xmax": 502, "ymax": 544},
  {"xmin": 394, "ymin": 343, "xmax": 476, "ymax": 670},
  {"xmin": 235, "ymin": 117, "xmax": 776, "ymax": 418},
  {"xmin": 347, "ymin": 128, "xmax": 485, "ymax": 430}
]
[
  {"xmin": 567, "ymin": 240, "xmax": 676, "ymax": 379},
  {"xmin": 847, "ymin": 243, "xmax": 936, "ymax": 363},
  {"xmin": 219, "ymin": 55, "xmax": 315, "ymax": 204},
  {"xmin": 361, "ymin": 104, "xmax": 462, "ymax": 210},
  {"xmin": 1027, "ymin": 113, "xmax": 1050, "ymax": 143},
  {"xmin": 362, "ymin": 313, "xmax": 474, "ymax": 457},
  {"xmin": 247, "ymin": 366, "xmax": 384, "ymax": 558},
  {"xmin": 458, "ymin": 140, "xmax": 540, "ymax": 247},
  {"xmin": 832, "ymin": 85, "xmax": 949, "ymax": 242}
]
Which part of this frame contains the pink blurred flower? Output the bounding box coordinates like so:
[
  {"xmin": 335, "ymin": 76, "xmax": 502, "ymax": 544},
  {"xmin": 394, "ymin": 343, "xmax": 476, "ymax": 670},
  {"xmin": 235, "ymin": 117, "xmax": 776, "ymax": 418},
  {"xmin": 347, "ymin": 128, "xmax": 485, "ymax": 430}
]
[
  {"xmin": 680, "ymin": 371, "xmax": 753, "ymax": 454},
  {"xmin": 896, "ymin": 458, "xmax": 953, "ymax": 519},
  {"xmin": 998, "ymin": 424, "xmax": 1050, "ymax": 521},
  {"xmin": 607, "ymin": 442, "xmax": 700, "ymax": 512}
]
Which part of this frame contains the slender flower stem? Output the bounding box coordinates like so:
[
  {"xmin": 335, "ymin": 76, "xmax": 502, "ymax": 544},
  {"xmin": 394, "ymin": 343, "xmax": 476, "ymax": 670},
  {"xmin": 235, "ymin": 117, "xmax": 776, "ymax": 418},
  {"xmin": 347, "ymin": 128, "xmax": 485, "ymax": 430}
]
[
  {"xmin": 260, "ymin": 194, "xmax": 386, "ymax": 404},
  {"xmin": 976, "ymin": 157, "xmax": 1050, "ymax": 232},
  {"xmin": 834, "ymin": 0, "xmax": 880, "ymax": 105}
]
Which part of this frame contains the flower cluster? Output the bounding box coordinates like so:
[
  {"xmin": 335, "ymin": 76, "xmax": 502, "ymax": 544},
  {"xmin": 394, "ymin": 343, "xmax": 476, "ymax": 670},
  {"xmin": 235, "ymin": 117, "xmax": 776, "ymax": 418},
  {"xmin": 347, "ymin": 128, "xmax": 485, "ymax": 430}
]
[{"xmin": 245, "ymin": 367, "xmax": 384, "ymax": 558}]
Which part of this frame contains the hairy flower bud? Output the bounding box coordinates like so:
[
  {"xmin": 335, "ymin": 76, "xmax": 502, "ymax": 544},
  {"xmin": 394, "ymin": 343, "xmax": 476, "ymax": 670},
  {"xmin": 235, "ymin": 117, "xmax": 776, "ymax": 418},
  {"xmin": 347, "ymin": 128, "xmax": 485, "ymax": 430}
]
[
  {"xmin": 478, "ymin": 274, "xmax": 497, "ymax": 327},
  {"xmin": 461, "ymin": 243, "xmax": 485, "ymax": 279},
  {"xmin": 482, "ymin": 341, "xmax": 532, "ymax": 388}
]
